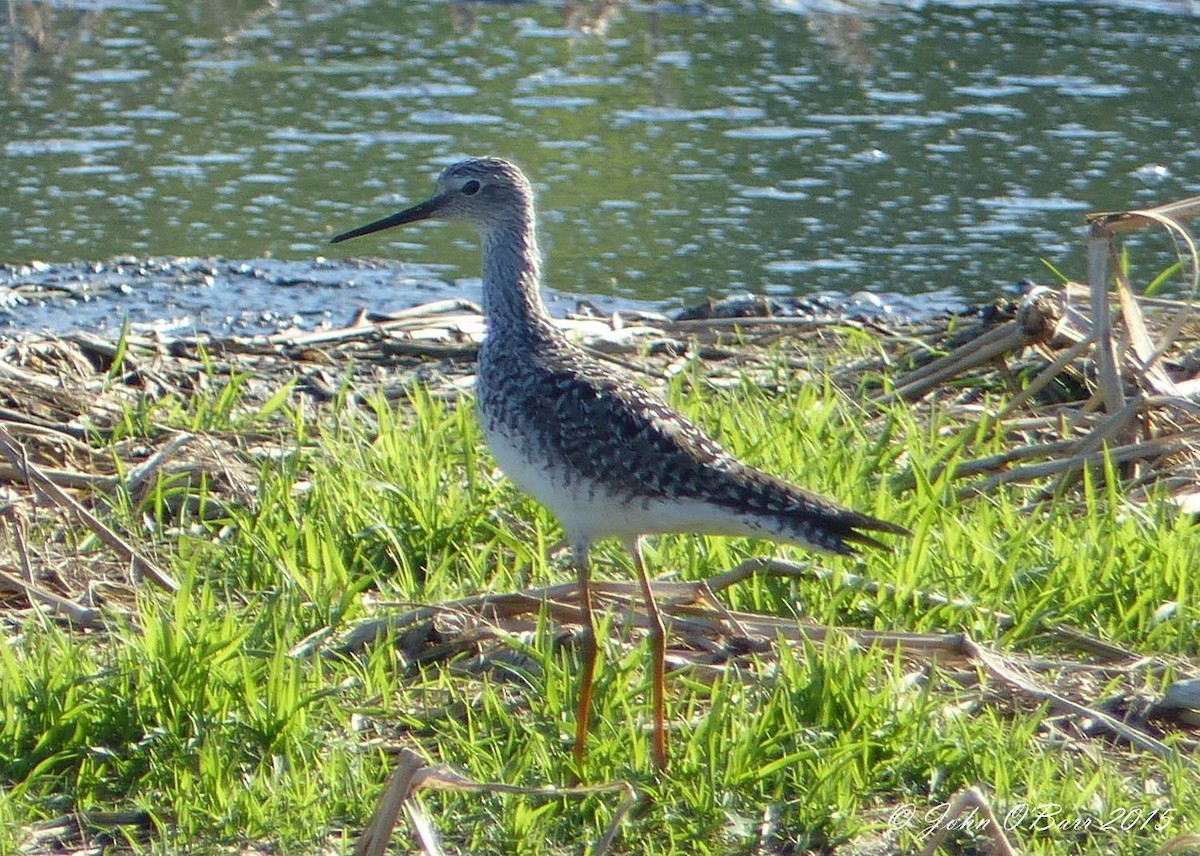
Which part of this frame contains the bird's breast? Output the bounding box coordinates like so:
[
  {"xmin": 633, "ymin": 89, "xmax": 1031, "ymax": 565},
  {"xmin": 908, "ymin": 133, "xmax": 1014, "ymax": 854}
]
[{"xmin": 480, "ymin": 414, "xmax": 633, "ymax": 541}]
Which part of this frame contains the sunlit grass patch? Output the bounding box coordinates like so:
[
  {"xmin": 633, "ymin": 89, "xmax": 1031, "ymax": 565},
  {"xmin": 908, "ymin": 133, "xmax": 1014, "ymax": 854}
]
[{"xmin": 2, "ymin": 342, "xmax": 1198, "ymax": 854}]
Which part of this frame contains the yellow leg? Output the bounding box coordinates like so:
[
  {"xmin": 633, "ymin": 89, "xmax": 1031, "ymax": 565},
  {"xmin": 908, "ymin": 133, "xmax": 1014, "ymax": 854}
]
[
  {"xmin": 626, "ymin": 536, "xmax": 667, "ymax": 771},
  {"xmin": 572, "ymin": 543, "xmax": 596, "ymax": 770}
]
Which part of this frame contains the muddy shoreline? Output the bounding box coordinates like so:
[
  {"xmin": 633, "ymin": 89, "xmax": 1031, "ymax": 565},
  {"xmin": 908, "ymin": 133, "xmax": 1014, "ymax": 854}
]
[
  {"xmin": 2, "ymin": 276, "xmax": 1197, "ymax": 522},
  {"xmin": 0, "ymin": 256, "xmax": 972, "ymax": 339}
]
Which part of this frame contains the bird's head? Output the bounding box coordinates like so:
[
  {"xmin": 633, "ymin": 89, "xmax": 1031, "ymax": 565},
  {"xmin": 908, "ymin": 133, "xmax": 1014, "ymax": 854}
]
[{"xmin": 331, "ymin": 157, "xmax": 533, "ymax": 244}]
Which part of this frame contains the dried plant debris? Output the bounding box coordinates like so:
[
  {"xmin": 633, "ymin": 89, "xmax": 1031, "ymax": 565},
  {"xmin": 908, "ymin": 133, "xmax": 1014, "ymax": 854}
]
[{"xmin": 880, "ymin": 195, "xmax": 1200, "ymax": 512}]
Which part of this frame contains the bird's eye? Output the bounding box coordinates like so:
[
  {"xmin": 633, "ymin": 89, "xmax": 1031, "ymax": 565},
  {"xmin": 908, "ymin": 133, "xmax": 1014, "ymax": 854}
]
[{"xmin": 461, "ymin": 180, "xmax": 481, "ymax": 196}]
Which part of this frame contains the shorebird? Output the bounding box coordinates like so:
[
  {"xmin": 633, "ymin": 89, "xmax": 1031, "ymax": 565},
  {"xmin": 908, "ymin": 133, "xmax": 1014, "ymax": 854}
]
[{"xmin": 332, "ymin": 157, "xmax": 906, "ymax": 772}]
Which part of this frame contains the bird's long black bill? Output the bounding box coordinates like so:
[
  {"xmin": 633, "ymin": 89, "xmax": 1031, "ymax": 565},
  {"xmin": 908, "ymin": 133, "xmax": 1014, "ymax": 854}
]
[{"xmin": 330, "ymin": 196, "xmax": 443, "ymax": 244}]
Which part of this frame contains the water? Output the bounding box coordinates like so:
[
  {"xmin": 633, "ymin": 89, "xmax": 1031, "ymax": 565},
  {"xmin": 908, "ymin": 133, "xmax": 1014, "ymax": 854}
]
[{"xmin": 3, "ymin": 0, "xmax": 1199, "ymax": 334}]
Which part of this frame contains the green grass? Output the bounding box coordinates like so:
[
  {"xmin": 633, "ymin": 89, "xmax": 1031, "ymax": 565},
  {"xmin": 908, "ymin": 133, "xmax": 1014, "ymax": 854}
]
[{"xmin": 2, "ymin": 350, "xmax": 1198, "ymax": 854}]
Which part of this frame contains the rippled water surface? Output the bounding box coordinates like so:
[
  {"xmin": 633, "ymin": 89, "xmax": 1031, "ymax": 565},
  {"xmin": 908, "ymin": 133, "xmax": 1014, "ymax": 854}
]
[{"xmin": 3, "ymin": 0, "xmax": 1199, "ymax": 332}]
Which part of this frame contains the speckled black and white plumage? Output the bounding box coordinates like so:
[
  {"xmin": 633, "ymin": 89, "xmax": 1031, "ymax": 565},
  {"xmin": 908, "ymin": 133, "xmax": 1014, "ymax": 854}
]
[
  {"xmin": 332, "ymin": 156, "xmax": 906, "ymax": 770},
  {"xmin": 476, "ymin": 328, "xmax": 906, "ymax": 556},
  {"xmin": 410, "ymin": 158, "xmax": 906, "ymax": 558}
]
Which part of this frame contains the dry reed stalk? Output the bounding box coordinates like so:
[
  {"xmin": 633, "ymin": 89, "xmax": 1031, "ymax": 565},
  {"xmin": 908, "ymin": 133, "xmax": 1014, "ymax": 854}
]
[
  {"xmin": 0, "ymin": 424, "xmax": 179, "ymax": 592},
  {"xmin": 353, "ymin": 748, "xmax": 637, "ymax": 856}
]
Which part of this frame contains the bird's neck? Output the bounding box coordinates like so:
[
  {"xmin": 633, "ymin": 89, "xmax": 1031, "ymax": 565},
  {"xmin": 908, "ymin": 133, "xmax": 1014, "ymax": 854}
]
[{"xmin": 480, "ymin": 216, "xmax": 556, "ymax": 337}]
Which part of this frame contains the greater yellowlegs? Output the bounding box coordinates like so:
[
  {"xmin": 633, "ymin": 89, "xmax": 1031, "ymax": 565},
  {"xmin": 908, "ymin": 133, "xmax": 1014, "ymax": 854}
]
[{"xmin": 332, "ymin": 157, "xmax": 906, "ymax": 772}]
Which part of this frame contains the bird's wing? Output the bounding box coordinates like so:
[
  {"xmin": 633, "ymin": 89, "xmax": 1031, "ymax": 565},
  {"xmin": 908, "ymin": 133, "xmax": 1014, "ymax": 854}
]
[{"xmin": 519, "ymin": 347, "xmax": 905, "ymax": 552}]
